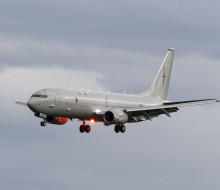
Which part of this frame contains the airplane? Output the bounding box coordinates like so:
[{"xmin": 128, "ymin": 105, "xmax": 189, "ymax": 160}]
[{"xmin": 14, "ymin": 48, "xmax": 219, "ymax": 133}]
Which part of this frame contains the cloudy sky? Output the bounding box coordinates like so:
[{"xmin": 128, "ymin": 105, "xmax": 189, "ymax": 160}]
[{"xmin": 1, "ymin": 0, "xmax": 220, "ymax": 189}]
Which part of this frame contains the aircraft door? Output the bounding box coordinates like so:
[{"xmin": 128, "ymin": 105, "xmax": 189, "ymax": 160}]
[
  {"xmin": 52, "ymin": 91, "xmax": 60, "ymax": 114},
  {"xmin": 53, "ymin": 92, "xmax": 60, "ymax": 105}
]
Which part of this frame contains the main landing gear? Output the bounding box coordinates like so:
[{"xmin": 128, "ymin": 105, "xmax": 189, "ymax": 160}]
[
  {"xmin": 79, "ymin": 120, "xmax": 91, "ymax": 133},
  {"xmin": 114, "ymin": 124, "xmax": 126, "ymax": 133}
]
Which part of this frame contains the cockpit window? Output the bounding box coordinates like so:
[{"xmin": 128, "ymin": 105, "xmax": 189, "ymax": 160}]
[
  {"xmin": 41, "ymin": 95, "xmax": 47, "ymax": 98},
  {"xmin": 31, "ymin": 94, "xmax": 41, "ymax": 97},
  {"xmin": 31, "ymin": 94, "xmax": 48, "ymax": 98}
]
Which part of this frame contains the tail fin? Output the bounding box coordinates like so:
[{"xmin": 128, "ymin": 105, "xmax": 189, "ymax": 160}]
[{"xmin": 139, "ymin": 48, "xmax": 175, "ymax": 100}]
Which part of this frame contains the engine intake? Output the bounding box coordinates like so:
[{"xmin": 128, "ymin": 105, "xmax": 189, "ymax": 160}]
[{"xmin": 103, "ymin": 110, "xmax": 128, "ymax": 124}]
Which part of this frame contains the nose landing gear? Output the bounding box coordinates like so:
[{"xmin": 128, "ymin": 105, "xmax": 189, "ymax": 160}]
[
  {"xmin": 40, "ymin": 121, "xmax": 47, "ymax": 127},
  {"xmin": 79, "ymin": 120, "xmax": 91, "ymax": 133}
]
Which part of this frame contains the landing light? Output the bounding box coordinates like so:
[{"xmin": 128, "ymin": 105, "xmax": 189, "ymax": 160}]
[
  {"xmin": 90, "ymin": 119, "xmax": 95, "ymax": 123},
  {"xmin": 95, "ymin": 109, "xmax": 101, "ymax": 113}
]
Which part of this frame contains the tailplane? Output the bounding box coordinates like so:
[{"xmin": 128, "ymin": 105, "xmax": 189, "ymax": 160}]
[{"xmin": 139, "ymin": 48, "xmax": 175, "ymax": 100}]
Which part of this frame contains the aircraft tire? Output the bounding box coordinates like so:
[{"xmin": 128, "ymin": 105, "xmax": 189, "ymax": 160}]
[
  {"xmin": 114, "ymin": 125, "xmax": 120, "ymax": 133},
  {"xmin": 85, "ymin": 125, "xmax": 91, "ymax": 133},
  {"xmin": 41, "ymin": 121, "xmax": 46, "ymax": 126},
  {"xmin": 120, "ymin": 125, "xmax": 126, "ymax": 133},
  {"xmin": 80, "ymin": 125, "xmax": 85, "ymax": 133}
]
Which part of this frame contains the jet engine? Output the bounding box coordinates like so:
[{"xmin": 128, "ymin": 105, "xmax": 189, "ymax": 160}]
[
  {"xmin": 103, "ymin": 110, "xmax": 128, "ymax": 124},
  {"xmin": 46, "ymin": 117, "xmax": 68, "ymax": 125}
]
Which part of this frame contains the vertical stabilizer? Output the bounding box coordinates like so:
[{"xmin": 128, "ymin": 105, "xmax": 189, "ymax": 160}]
[{"xmin": 139, "ymin": 48, "xmax": 175, "ymax": 100}]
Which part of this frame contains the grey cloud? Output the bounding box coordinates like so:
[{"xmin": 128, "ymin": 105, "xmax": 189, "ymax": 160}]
[
  {"xmin": 2, "ymin": 39, "xmax": 219, "ymax": 99},
  {"xmin": 0, "ymin": 0, "xmax": 220, "ymax": 58},
  {"xmin": 0, "ymin": 0, "xmax": 220, "ymax": 96},
  {"xmin": 2, "ymin": 101, "xmax": 220, "ymax": 190}
]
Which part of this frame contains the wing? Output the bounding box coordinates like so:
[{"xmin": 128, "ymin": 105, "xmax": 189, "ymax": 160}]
[
  {"xmin": 95, "ymin": 99, "xmax": 218, "ymax": 123},
  {"xmin": 125, "ymin": 99, "xmax": 217, "ymax": 122},
  {"xmin": 14, "ymin": 99, "xmax": 27, "ymax": 106}
]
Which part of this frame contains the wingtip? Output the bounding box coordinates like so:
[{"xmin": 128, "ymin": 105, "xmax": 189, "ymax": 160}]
[{"xmin": 168, "ymin": 48, "xmax": 175, "ymax": 51}]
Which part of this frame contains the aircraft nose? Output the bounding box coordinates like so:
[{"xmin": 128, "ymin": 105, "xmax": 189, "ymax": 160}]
[{"xmin": 27, "ymin": 98, "xmax": 39, "ymax": 112}]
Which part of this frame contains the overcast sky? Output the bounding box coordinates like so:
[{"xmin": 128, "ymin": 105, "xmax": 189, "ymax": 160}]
[{"xmin": 1, "ymin": 0, "xmax": 220, "ymax": 190}]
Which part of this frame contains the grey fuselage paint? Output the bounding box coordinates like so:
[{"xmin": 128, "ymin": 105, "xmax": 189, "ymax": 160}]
[{"xmin": 27, "ymin": 88, "xmax": 164, "ymax": 122}]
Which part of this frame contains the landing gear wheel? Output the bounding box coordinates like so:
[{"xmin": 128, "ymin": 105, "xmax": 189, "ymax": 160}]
[
  {"xmin": 120, "ymin": 125, "xmax": 126, "ymax": 133},
  {"xmin": 85, "ymin": 125, "xmax": 91, "ymax": 133},
  {"xmin": 114, "ymin": 125, "xmax": 120, "ymax": 133},
  {"xmin": 79, "ymin": 125, "xmax": 85, "ymax": 133},
  {"xmin": 79, "ymin": 120, "xmax": 91, "ymax": 134},
  {"xmin": 40, "ymin": 121, "xmax": 46, "ymax": 126}
]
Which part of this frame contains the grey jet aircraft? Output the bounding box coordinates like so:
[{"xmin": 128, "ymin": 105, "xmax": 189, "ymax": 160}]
[{"xmin": 14, "ymin": 48, "xmax": 218, "ymax": 133}]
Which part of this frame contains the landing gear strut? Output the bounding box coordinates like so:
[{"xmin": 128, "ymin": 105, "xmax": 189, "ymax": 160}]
[
  {"xmin": 114, "ymin": 124, "xmax": 126, "ymax": 133},
  {"xmin": 79, "ymin": 120, "xmax": 91, "ymax": 133}
]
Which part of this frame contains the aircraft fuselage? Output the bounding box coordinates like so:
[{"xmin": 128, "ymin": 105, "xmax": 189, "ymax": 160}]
[{"xmin": 27, "ymin": 88, "xmax": 163, "ymax": 122}]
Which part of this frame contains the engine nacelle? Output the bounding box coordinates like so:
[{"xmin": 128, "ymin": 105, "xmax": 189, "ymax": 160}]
[
  {"xmin": 46, "ymin": 117, "xmax": 68, "ymax": 125},
  {"xmin": 103, "ymin": 110, "xmax": 128, "ymax": 124}
]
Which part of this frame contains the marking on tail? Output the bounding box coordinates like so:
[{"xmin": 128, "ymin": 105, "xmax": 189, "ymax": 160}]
[
  {"xmin": 139, "ymin": 48, "xmax": 175, "ymax": 100},
  {"xmin": 162, "ymin": 67, "xmax": 166, "ymax": 86}
]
